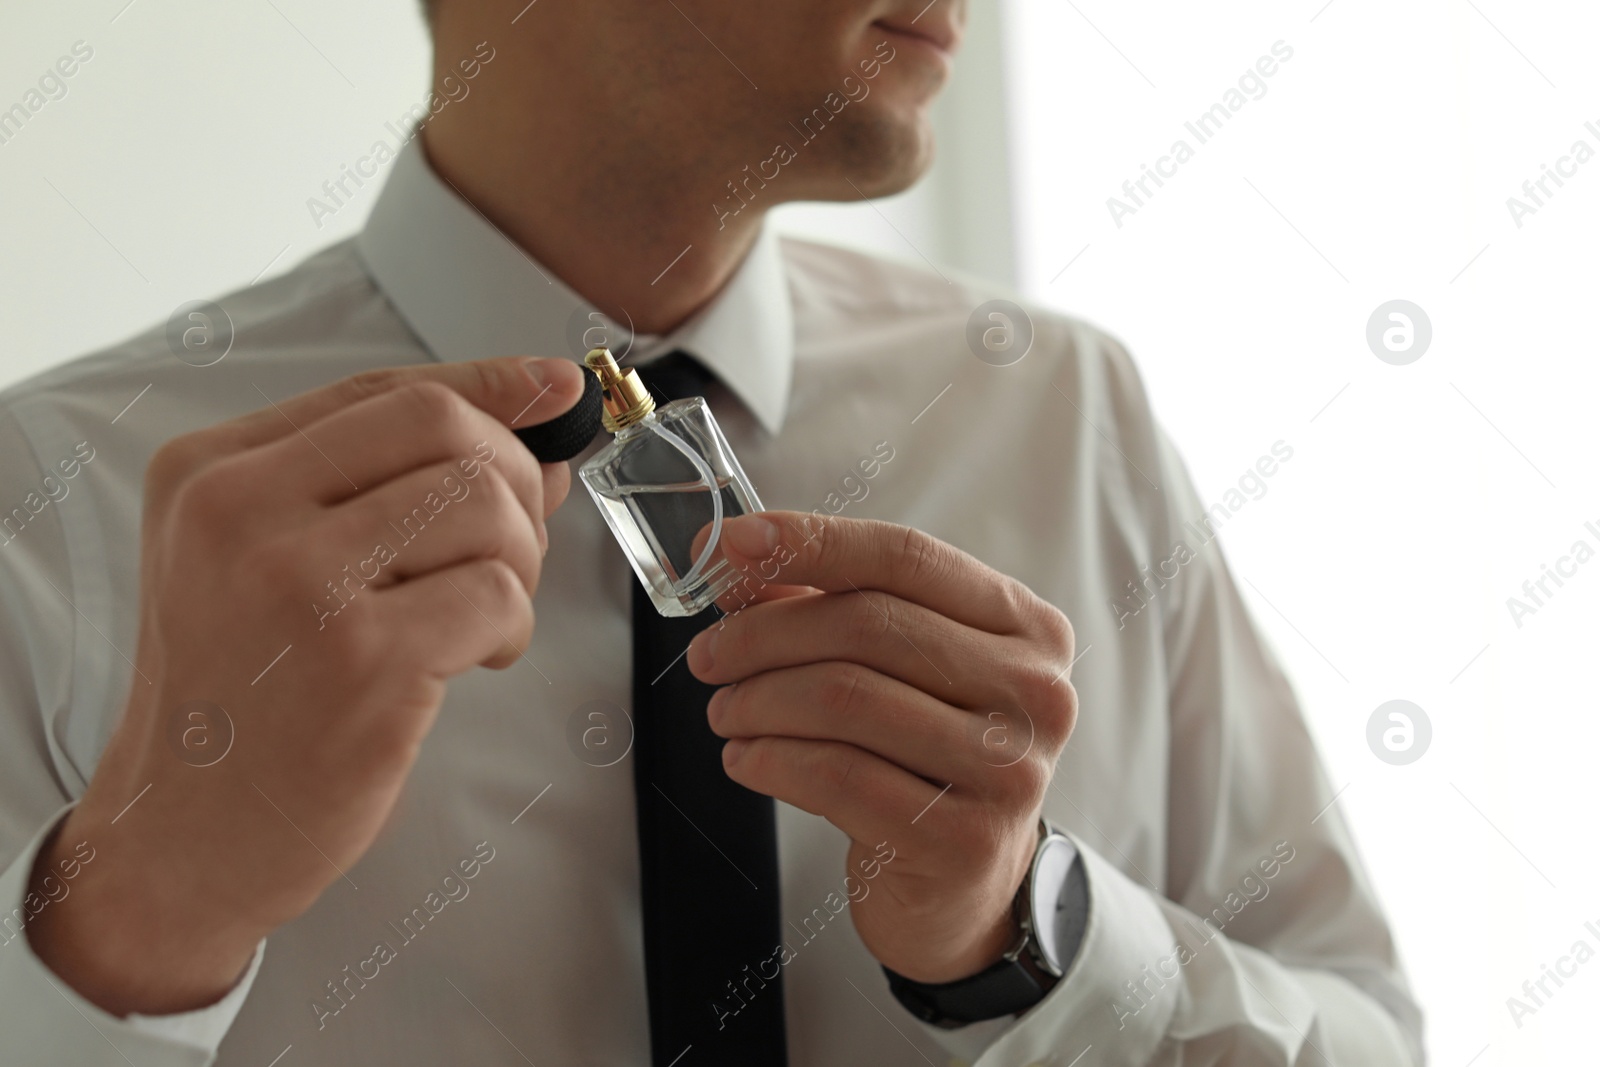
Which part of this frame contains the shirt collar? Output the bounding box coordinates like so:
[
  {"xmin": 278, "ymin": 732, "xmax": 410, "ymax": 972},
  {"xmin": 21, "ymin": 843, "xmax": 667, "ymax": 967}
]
[{"xmin": 356, "ymin": 138, "xmax": 794, "ymax": 434}]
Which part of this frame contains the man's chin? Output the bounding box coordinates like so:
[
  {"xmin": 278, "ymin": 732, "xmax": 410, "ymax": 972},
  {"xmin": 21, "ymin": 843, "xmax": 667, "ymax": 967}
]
[{"xmin": 817, "ymin": 110, "xmax": 936, "ymax": 201}]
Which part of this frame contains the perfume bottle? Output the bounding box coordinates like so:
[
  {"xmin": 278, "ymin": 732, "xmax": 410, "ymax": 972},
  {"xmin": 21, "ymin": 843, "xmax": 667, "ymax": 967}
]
[{"xmin": 579, "ymin": 347, "xmax": 765, "ymax": 617}]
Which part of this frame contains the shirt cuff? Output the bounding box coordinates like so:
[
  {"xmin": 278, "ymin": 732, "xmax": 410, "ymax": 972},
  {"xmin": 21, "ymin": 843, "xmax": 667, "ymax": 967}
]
[
  {"xmin": 0, "ymin": 803, "xmax": 265, "ymax": 1066},
  {"xmin": 914, "ymin": 1014, "xmax": 1016, "ymax": 1066},
  {"xmin": 963, "ymin": 834, "xmax": 1181, "ymax": 1067}
]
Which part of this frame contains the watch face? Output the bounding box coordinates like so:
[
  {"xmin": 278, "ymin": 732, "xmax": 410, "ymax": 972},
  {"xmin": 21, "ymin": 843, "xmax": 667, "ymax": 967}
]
[{"xmin": 1028, "ymin": 836, "xmax": 1076, "ymax": 976}]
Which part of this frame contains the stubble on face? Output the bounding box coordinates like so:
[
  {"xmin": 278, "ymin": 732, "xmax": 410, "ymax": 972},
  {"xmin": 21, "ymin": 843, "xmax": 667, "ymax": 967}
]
[{"xmin": 591, "ymin": 1, "xmax": 956, "ymax": 209}]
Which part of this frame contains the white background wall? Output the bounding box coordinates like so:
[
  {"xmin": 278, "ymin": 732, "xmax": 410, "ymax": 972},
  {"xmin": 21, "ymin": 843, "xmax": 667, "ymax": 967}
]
[
  {"xmin": 1004, "ymin": 2, "xmax": 1600, "ymax": 1064},
  {"xmin": 3, "ymin": 0, "xmax": 1597, "ymax": 1062}
]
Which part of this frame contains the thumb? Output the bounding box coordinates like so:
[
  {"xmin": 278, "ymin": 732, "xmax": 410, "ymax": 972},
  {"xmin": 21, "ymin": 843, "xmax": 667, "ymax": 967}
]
[{"xmin": 215, "ymin": 356, "xmax": 588, "ymax": 454}]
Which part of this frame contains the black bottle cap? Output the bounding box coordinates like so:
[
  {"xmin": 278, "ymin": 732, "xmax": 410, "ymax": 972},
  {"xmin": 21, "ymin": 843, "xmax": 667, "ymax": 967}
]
[{"xmin": 514, "ymin": 364, "xmax": 604, "ymax": 462}]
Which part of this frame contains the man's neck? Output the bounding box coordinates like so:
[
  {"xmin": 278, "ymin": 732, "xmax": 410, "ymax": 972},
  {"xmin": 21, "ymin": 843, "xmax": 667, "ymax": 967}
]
[{"xmin": 420, "ymin": 88, "xmax": 764, "ymax": 338}]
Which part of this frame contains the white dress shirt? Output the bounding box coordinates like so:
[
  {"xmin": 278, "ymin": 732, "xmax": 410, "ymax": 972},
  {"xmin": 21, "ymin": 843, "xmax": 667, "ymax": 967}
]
[{"xmin": 0, "ymin": 138, "xmax": 1422, "ymax": 1066}]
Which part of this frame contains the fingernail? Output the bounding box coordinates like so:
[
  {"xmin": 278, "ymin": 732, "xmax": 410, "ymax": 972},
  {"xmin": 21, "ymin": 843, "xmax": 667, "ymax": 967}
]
[
  {"xmin": 688, "ymin": 626, "xmax": 719, "ymax": 674},
  {"xmin": 706, "ymin": 684, "xmax": 730, "ymax": 728},
  {"xmin": 722, "ymin": 737, "xmax": 747, "ymax": 765},
  {"xmin": 521, "ymin": 357, "xmax": 575, "ymax": 393},
  {"xmin": 725, "ymin": 515, "xmax": 779, "ymax": 557}
]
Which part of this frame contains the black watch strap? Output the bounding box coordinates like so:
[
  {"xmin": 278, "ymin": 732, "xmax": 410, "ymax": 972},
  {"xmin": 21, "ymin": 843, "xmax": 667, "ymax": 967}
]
[
  {"xmin": 881, "ymin": 844, "xmax": 1088, "ymax": 1028},
  {"xmin": 881, "ymin": 956, "xmax": 1052, "ymax": 1028}
]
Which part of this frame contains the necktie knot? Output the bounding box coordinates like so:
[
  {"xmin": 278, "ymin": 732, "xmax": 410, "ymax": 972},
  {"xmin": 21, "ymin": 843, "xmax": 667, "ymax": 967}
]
[{"xmin": 636, "ymin": 349, "xmax": 712, "ymax": 405}]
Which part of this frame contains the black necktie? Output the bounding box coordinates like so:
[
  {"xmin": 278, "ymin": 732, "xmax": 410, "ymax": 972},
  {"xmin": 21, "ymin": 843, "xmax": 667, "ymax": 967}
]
[{"xmin": 631, "ymin": 351, "xmax": 789, "ymax": 1066}]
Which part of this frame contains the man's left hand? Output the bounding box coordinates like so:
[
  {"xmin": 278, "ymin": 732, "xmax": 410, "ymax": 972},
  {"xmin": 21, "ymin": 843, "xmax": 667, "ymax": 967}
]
[{"xmin": 686, "ymin": 511, "xmax": 1079, "ymax": 984}]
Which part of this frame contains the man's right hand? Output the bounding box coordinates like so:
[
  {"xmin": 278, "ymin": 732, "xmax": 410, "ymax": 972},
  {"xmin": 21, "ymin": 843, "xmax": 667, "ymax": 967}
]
[{"xmin": 23, "ymin": 356, "xmax": 585, "ymax": 1017}]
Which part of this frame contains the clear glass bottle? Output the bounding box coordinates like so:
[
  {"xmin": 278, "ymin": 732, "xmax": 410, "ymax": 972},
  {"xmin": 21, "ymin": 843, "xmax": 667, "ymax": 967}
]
[{"xmin": 578, "ymin": 347, "xmax": 765, "ymax": 617}]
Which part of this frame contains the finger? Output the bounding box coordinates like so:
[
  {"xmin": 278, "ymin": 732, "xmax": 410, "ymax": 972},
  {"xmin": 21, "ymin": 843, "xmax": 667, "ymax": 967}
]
[
  {"xmin": 223, "ymin": 357, "xmax": 585, "ymax": 454},
  {"xmin": 251, "ymin": 376, "xmax": 564, "ymax": 515},
  {"xmin": 709, "ymin": 512, "xmax": 1025, "ymax": 634},
  {"xmin": 721, "ymin": 735, "xmax": 941, "ymax": 847},
  {"xmin": 328, "ymin": 462, "xmax": 542, "ymax": 593},
  {"xmin": 714, "ymin": 581, "xmax": 816, "ymax": 614},
  {"xmin": 540, "ymin": 458, "xmax": 572, "ymax": 520},
  {"xmin": 690, "ymin": 588, "xmax": 997, "ymax": 704},
  {"xmin": 141, "ymin": 358, "xmax": 583, "ymax": 523},
  {"xmin": 376, "ymin": 558, "xmax": 535, "ymax": 674},
  {"xmin": 708, "ymin": 663, "xmax": 979, "ymax": 786},
  {"xmin": 712, "ymin": 572, "xmax": 817, "ymax": 615},
  {"xmin": 681, "ymin": 519, "xmax": 816, "ymax": 613}
]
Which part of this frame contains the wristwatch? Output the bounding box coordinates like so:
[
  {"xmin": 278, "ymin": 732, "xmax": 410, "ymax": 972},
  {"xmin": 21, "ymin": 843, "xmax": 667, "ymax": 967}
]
[{"xmin": 883, "ymin": 819, "xmax": 1087, "ymax": 1028}]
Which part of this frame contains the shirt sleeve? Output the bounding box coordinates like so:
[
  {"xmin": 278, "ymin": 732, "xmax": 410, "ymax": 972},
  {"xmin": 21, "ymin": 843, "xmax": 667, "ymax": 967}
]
[
  {"xmin": 933, "ymin": 429, "xmax": 1424, "ymax": 1067},
  {"xmin": 0, "ymin": 408, "xmax": 264, "ymax": 1065},
  {"xmin": 0, "ymin": 805, "xmax": 266, "ymax": 1067}
]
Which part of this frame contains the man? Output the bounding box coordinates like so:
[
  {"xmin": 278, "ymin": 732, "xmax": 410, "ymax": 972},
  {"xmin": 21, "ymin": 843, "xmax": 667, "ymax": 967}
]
[{"xmin": 0, "ymin": 0, "xmax": 1422, "ymax": 1064}]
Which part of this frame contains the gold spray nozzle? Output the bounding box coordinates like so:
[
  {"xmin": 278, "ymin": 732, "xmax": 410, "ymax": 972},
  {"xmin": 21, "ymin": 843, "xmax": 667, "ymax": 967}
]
[{"xmin": 584, "ymin": 347, "xmax": 655, "ymax": 432}]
